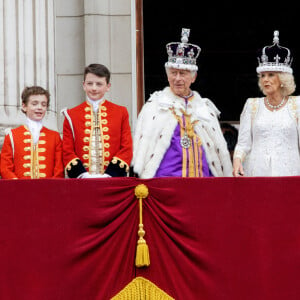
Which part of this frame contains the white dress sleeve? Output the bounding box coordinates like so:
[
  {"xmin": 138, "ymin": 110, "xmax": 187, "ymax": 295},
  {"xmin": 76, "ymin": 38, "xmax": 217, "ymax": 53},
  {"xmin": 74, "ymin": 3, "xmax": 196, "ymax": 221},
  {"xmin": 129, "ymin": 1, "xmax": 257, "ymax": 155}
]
[{"xmin": 233, "ymin": 98, "xmax": 257, "ymax": 162}]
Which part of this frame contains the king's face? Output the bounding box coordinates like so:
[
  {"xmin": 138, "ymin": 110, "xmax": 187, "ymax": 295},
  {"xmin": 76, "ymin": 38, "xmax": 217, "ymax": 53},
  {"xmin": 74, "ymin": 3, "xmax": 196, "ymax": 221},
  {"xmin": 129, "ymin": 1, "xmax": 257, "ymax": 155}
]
[{"xmin": 167, "ymin": 68, "xmax": 196, "ymax": 97}]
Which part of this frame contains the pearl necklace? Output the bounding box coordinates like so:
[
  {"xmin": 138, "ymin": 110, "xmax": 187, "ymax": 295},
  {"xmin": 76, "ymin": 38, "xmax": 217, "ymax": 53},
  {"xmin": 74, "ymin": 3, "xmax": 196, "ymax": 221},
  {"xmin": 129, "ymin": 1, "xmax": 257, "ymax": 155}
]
[{"xmin": 266, "ymin": 97, "xmax": 285, "ymax": 110}]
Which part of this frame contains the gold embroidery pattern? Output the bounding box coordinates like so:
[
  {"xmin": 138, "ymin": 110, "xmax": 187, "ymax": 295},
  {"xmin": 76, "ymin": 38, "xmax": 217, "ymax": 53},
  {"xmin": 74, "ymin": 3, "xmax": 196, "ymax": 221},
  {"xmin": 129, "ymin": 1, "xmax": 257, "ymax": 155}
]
[
  {"xmin": 288, "ymin": 96, "xmax": 298, "ymax": 122},
  {"xmin": 89, "ymin": 109, "xmax": 102, "ymax": 174},
  {"xmin": 22, "ymin": 129, "xmax": 47, "ymax": 179},
  {"xmin": 170, "ymin": 108, "xmax": 203, "ymax": 177},
  {"xmin": 98, "ymin": 104, "xmax": 110, "ymax": 174},
  {"xmin": 65, "ymin": 158, "xmax": 79, "ymax": 171},
  {"xmin": 113, "ymin": 156, "xmax": 129, "ymax": 172},
  {"xmin": 82, "ymin": 102, "xmax": 111, "ymax": 174},
  {"xmin": 250, "ymin": 98, "xmax": 259, "ymax": 124}
]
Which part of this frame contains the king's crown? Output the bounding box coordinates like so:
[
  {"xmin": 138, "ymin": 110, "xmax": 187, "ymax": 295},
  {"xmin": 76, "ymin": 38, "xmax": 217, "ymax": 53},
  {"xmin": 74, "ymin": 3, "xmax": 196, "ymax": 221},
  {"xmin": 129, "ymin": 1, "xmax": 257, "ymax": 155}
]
[{"xmin": 165, "ymin": 28, "xmax": 201, "ymax": 71}]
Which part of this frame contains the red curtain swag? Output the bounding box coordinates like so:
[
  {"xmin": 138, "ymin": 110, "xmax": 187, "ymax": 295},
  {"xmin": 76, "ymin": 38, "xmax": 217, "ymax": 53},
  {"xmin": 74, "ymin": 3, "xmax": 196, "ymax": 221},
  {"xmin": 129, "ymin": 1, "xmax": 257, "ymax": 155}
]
[{"xmin": 0, "ymin": 177, "xmax": 300, "ymax": 299}]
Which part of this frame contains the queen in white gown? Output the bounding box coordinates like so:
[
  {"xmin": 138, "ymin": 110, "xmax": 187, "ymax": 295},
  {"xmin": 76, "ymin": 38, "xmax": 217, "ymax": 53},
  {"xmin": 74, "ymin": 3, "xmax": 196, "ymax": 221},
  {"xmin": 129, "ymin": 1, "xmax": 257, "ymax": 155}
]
[{"xmin": 233, "ymin": 30, "xmax": 300, "ymax": 177}]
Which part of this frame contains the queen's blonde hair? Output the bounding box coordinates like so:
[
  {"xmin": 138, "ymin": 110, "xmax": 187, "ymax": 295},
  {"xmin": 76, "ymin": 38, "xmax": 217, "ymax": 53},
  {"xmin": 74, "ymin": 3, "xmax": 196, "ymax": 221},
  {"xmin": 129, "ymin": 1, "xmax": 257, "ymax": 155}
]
[{"xmin": 258, "ymin": 72, "xmax": 296, "ymax": 96}]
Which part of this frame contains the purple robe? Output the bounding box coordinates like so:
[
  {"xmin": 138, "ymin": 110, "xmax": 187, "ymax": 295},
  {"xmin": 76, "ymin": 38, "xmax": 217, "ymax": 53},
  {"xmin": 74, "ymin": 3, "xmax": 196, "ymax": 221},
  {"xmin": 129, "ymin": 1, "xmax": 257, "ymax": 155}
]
[{"xmin": 155, "ymin": 124, "xmax": 212, "ymax": 177}]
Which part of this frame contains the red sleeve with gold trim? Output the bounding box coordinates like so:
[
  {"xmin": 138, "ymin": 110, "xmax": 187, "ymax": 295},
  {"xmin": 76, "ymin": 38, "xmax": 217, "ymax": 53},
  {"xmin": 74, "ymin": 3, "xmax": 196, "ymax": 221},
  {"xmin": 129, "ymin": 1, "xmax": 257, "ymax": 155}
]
[
  {"xmin": 0, "ymin": 132, "xmax": 18, "ymax": 179},
  {"xmin": 62, "ymin": 104, "xmax": 88, "ymax": 178},
  {"xmin": 104, "ymin": 103, "xmax": 133, "ymax": 177},
  {"xmin": 62, "ymin": 111, "xmax": 77, "ymax": 166},
  {"xmin": 52, "ymin": 131, "xmax": 64, "ymax": 178}
]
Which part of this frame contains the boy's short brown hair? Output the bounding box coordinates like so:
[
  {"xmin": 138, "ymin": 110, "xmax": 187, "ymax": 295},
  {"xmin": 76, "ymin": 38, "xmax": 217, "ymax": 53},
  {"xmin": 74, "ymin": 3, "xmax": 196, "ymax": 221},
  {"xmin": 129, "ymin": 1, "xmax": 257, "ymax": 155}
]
[
  {"xmin": 21, "ymin": 86, "xmax": 50, "ymax": 106},
  {"xmin": 84, "ymin": 64, "xmax": 111, "ymax": 83},
  {"xmin": 21, "ymin": 86, "xmax": 50, "ymax": 113}
]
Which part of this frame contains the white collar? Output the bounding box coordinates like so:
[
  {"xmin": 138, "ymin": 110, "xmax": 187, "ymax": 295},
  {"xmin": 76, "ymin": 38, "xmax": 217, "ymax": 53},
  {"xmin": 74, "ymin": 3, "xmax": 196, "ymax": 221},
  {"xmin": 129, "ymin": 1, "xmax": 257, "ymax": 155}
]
[
  {"xmin": 26, "ymin": 117, "xmax": 43, "ymax": 130},
  {"xmin": 87, "ymin": 97, "xmax": 105, "ymax": 112},
  {"xmin": 26, "ymin": 117, "xmax": 43, "ymax": 144}
]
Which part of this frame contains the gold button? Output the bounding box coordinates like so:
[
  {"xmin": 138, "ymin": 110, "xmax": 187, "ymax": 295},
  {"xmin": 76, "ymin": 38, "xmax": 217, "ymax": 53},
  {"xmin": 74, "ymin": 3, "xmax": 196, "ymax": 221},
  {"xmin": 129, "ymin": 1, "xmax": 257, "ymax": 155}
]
[
  {"xmin": 85, "ymin": 114, "xmax": 91, "ymax": 119},
  {"xmin": 83, "ymin": 137, "xmax": 90, "ymax": 143},
  {"xmin": 84, "ymin": 129, "xmax": 91, "ymax": 134},
  {"xmin": 101, "ymin": 106, "xmax": 107, "ymax": 111},
  {"xmin": 104, "ymin": 151, "xmax": 110, "ymax": 157},
  {"xmin": 103, "ymin": 135, "xmax": 110, "ymax": 140},
  {"xmin": 101, "ymin": 119, "xmax": 108, "ymax": 124},
  {"xmin": 102, "ymin": 127, "xmax": 109, "ymax": 132},
  {"xmin": 83, "ymin": 154, "xmax": 89, "ymax": 160},
  {"xmin": 104, "ymin": 143, "xmax": 110, "ymax": 148},
  {"xmin": 101, "ymin": 112, "xmax": 107, "ymax": 117},
  {"xmin": 85, "ymin": 107, "xmax": 91, "ymax": 112},
  {"xmin": 83, "ymin": 146, "xmax": 89, "ymax": 151}
]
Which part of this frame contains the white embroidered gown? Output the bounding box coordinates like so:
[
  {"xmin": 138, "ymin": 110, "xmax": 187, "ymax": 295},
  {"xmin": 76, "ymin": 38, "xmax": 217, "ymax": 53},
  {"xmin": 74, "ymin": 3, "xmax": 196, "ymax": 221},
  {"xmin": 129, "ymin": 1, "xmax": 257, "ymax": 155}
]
[{"xmin": 235, "ymin": 97, "xmax": 300, "ymax": 176}]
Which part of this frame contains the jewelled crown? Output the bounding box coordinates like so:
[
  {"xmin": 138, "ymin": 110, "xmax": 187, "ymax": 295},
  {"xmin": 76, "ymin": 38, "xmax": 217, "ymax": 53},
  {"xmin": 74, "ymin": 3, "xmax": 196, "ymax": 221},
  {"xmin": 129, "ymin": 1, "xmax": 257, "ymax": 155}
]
[
  {"xmin": 165, "ymin": 28, "xmax": 201, "ymax": 72},
  {"xmin": 256, "ymin": 30, "xmax": 293, "ymax": 74}
]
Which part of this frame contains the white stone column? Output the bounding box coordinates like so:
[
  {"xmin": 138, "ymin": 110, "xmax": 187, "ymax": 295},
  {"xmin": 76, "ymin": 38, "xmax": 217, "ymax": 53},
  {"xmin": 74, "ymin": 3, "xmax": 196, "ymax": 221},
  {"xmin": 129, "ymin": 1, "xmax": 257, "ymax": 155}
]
[
  {"xmin": 83, "ymin": 0, "xmax": 133, "ymax": 124},
  {"xmin": 0, "ymin": 0, "xmax": 57, "ymax": 146}
]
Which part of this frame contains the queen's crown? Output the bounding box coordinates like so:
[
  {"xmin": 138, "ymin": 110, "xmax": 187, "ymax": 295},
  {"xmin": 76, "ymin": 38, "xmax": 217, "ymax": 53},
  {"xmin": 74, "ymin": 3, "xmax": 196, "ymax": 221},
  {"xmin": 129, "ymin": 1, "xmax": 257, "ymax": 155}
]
[{"xmin": 256, "ymin": 30, "xmax": 293, "ymax": 74}]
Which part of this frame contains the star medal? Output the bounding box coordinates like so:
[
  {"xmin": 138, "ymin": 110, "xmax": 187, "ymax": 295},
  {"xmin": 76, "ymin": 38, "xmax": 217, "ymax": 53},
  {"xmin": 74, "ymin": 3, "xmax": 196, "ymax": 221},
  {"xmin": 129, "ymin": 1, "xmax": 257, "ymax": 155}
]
[{"xmin": 180, "ymin": 133, "xmax": 192, "ymax": 148}]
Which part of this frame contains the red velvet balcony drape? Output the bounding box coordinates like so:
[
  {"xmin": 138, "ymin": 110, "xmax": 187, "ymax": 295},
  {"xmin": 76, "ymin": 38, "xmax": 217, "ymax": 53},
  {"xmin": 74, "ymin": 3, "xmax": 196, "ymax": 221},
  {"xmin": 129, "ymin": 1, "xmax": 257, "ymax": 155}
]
[{"xmin": 1, "ymin": 177, "xmax": 300, "ymax": 299}]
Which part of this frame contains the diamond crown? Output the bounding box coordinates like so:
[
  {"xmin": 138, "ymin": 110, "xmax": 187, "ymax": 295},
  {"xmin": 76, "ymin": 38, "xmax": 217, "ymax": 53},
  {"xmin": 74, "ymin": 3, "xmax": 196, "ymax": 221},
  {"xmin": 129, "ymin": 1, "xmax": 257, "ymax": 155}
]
[
  {"xmin": 165, "ymin": 28, "xmax": 201, "ymax": 71},
  {"xmin": 257, "ymin": 30, "xmax": 293, "ymax": 74}
]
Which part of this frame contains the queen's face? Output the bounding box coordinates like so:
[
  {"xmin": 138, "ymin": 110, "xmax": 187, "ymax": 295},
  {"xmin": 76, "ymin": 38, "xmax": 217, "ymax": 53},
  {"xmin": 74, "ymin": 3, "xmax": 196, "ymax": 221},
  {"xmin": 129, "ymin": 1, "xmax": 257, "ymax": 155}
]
[
  {"xmin": 259, "ymin": 72, "xmax": 281, "ymax": 96},
  {"xmin": 167, "ymin": 68, "xmax": 196, "ymax": 97}
]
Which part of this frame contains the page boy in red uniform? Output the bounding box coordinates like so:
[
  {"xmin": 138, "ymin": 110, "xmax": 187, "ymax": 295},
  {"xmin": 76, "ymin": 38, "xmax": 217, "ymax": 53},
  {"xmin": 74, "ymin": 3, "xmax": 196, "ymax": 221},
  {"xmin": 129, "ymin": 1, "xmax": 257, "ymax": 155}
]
[
  {"xmin": 62, "ymin": 63, "xmax": 133, "ymax": 178},
  {"xmin": 0, "ymin": 86, "xmax": 64, "ymax": 179}
]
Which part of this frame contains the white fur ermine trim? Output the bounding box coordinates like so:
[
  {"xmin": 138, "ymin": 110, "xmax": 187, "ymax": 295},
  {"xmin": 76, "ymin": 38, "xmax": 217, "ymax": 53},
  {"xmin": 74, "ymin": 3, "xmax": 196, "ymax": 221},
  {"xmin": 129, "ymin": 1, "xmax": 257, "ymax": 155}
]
[
  {"xmin": 165, "ymin": 62, "xmax": 198, "ymax": 72},
  {"xmin": 256, "ymin": 65, "xmax": 293, "ymax": 74}
]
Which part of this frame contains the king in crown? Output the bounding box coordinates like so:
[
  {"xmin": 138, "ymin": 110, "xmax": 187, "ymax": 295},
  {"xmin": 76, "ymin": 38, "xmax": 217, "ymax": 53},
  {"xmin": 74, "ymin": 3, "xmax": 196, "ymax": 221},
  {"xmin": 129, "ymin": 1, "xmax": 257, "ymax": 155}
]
[{"xmin": 131, "ymin": 28, "xmax": 233, "ymax": 179}]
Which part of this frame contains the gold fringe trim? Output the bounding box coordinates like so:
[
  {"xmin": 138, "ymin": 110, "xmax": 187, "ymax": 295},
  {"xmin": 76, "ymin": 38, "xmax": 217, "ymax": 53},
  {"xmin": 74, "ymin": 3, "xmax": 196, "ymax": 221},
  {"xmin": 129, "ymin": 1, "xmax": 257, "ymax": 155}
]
[
  {"xmin": 111, "ymin": 277, "xmax": 174, "ymax": 300},
  {"xmin": 134, "ymin": 184, "xmax": 150, "ymax": 267}
]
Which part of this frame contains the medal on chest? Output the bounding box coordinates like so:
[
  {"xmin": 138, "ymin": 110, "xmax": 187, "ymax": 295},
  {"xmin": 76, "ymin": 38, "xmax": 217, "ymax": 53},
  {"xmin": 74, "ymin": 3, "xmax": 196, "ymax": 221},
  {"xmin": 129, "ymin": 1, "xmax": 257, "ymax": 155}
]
[
  {"xmin": 180, "ymin": 132, "xmax": 192, "ymax": 148},
  {"xmin": 170, "ymin": 107, "xmax": 199, "ymax": 149}
]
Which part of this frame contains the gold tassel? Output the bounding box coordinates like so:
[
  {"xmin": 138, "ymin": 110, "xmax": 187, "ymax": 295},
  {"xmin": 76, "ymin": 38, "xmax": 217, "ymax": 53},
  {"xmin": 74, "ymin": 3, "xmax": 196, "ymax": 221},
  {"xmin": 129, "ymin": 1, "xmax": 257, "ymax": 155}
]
[{"xmin": 134, "ymin": 184, "xmax": 150, "ymax": 267}]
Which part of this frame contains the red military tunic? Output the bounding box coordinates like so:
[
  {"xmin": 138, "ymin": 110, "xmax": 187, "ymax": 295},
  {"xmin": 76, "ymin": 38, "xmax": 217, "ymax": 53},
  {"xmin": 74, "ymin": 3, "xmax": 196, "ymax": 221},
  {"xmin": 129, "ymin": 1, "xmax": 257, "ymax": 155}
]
[
  {"xmin": 0, "ymin": 126, "xmax": 64, "ymax": 179},
  {"xmin": 62, "ymin": 100, "xmax": 133, "ymax": 177}
]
